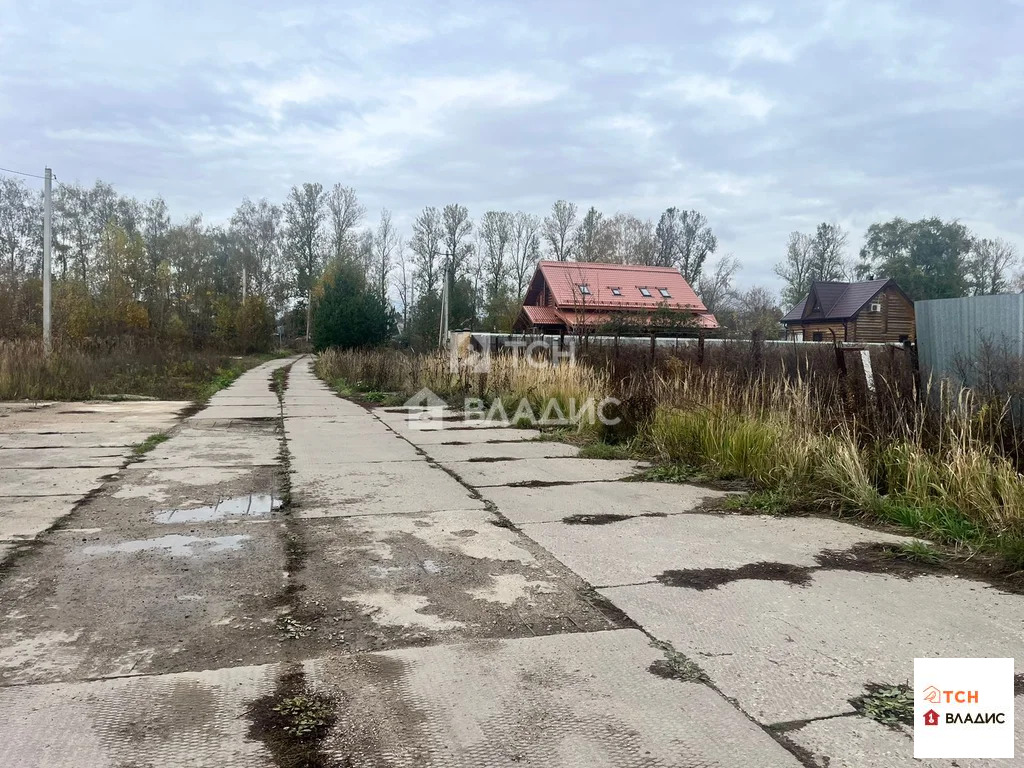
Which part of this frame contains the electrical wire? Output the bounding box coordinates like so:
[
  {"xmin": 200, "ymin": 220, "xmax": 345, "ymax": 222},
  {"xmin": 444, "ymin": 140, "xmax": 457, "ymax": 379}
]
[{"xmin": 0, "ymin": 165, "xmax": 48, "ymax": 180}]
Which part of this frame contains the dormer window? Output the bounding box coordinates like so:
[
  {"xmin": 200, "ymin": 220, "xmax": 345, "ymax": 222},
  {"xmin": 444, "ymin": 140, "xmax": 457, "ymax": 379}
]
[
  {"xmin": 611, "ymin": 287, "xmax": 622, "ymax": 296},
  {"xmin": 658, "ymin": 288, "xmax": 671, "ymax": 298},
  {"xmin": 638, "ymin": 287, "xmax": 652, "ymax": 297},
  {"xmin": 577, "ymin": 284, "xmax": 591, "ymax": 295}
]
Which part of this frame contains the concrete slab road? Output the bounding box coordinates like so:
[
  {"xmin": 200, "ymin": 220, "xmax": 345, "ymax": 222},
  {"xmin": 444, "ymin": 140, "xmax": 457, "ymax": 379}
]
[{"xmin": 2, "ymin": 355, "xmax": 1019, "ymax": 767}]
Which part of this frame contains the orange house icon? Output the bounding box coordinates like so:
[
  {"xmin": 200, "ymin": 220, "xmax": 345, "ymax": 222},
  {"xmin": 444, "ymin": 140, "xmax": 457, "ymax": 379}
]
[
  {"xmin": 923, "ymin": 709, "xmax": 940, "ymax": 726},
  {"xmin": 922, "ymin": 686, "xmax": 941, "ymax": 703}
]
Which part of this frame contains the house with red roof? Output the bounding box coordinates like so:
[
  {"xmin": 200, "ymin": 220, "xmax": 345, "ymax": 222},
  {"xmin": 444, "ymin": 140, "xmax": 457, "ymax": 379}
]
[
  {"xmin": 780, "ymin": 278, "xmax": 915, "ymax": 343},
  {"xmin": 512, "ymin": 261, "xmax": 718, "ymax": 335}
]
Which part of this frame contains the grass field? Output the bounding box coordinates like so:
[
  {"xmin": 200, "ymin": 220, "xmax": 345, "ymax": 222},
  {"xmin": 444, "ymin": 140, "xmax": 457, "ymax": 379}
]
[{"xmin": 0, "ymin": 338, "xmax": 285, "ymax": 402}]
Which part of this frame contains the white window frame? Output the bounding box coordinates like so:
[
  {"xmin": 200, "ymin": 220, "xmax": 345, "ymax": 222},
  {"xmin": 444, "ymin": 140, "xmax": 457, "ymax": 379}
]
[{"xmin": 638, "ymin": 287, "xmax": 652, "ymax": 297}]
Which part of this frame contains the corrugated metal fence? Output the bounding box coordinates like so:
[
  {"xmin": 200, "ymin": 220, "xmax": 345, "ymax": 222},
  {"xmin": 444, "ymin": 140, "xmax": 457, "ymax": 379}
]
[{"xmin": 916, "ymin": 293, "xmax": 1024, "ymax": 385}]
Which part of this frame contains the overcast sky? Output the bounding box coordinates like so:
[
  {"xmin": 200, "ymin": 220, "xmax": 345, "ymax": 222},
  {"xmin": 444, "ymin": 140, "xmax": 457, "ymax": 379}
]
[{"xmin": 3, "ymin": 0, "xmax": 1023, "ymax": 291}]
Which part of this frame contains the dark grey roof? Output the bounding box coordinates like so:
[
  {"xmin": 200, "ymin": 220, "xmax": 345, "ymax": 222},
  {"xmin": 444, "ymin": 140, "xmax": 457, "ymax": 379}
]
[{"xmin": 781, "ymin": 279, "xmax": 895, "ymax": 323}]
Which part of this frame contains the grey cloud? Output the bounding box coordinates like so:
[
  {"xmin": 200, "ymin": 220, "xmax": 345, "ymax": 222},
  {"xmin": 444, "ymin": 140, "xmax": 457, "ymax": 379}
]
[{"xmin": 1, "ymin": 0, "xmax": 1022, "ymax": 296}]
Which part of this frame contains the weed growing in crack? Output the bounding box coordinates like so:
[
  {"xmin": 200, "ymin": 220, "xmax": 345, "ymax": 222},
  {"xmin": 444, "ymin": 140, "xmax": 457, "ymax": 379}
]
[
  {"xmin": 850, "ymin": 683, "xmax": 913, "ymax": 727},
  {"xmin": 273, "ymin": 695, "xmax": 336, "ymax": 737},
  {"xmin": 247, "ymin": 668, "xmax": 338, "ymax": 768},
  {"xmin": 649, "ymin": 640, "xmax": 709, "ymax": 684},
  {"xmin": 130, "ymin": 432, "xmax": 169, "ymax": 457}
]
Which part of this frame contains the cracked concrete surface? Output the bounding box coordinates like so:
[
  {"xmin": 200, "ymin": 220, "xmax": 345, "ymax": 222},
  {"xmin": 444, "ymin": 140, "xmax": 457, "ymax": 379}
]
[{"xmin": 1, "ymin": 356, "xmax": 1021, "ymax": 767}]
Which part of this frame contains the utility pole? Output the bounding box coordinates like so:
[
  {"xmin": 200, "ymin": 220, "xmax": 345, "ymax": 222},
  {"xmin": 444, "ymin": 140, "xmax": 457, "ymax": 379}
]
[
  {"xmin": 42, "ymin": 167, "xmax": 52, "ymax": 354},
  {"xmin": 438, "ymin": 261, "xmax": 449, "ymax": 349},
  {"xmin": 242, "ymin": 265, "xmax": 247, "ymax": 303}
]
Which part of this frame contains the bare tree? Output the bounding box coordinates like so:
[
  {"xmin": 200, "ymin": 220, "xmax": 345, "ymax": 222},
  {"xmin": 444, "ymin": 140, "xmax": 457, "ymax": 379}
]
[
  {"xmin": 392, "ymin": 237, "xmax": 414, "ymax": 332},
  {"xmin": 811, "ymin": 222, "xmax": 850, "ymax": 283},
  {"xmin": 542, "ymin": 199, "xmax": 577, "ymax": 261},
  {"xmin": 509, "ymin": 211, "xmax": 541, "ymax": 298},
  {"xmin": 411, "ymin": 206, "xmax": 444, "ymax": 296},
  {"xmin": 969, "ymin": 237, "xmax": 1019, "ymax": 295},
  {"xmin": 283, "ymin": 182, "xmax": 326, "ymax": 337},
  {"xmin": 441, "ymin": 203, "xmax": 474, "ymax": 277},
  {"xmin": 231, "ymin": 197, "xmax": 282, "ymax": 299},
  {"xmin": 775, "ymin": 231, "xmax": 816, "ymax": 307},
  {"xmin": 480, "ymin": 211, "xmax": 514, "ymax": 329},
  {"xmin": 697, "ymin": 255, "xmax": 740, "ymax": 314},
  {"xmin": 326, "ymin": 184, "xmax": 364, "ymax": 264},
  {"xmin": 573, "ymin": 206, "xmax": 614, "ymax": 262},
  {"xmin": 655, "ymin": 208, "xmax": 717, "ymax": 282},
  {"xmin": 372, "ymin": 209, "xmax": 398, "ymax": 304}
]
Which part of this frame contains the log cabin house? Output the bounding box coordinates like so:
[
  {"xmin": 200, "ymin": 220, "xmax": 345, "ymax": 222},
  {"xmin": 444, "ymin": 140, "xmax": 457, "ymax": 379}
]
[{"xmin": 781, "ymin": 278, "xmax": 915, "ymax": 343}]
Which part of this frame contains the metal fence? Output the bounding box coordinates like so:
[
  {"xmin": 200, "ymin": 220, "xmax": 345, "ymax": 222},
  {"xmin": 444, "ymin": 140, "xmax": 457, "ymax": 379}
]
[{"xmin": 916, "ymin": 293, "xmax": 1024, "ymax": 387}]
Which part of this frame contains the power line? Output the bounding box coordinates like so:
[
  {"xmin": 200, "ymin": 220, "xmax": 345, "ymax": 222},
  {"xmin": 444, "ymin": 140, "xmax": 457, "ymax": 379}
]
[{"xmin": 0, "ymin": 165, "xmax": 48, "ymax": 180}]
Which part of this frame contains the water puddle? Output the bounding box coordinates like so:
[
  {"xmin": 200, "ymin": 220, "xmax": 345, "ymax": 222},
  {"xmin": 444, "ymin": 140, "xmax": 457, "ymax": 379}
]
[
  {"xmin": 83, "ymin": 534, "xmax": 250, "ymax": 557},
  {"xmin": 153, "ymin": 494, "xmax": 281, "ymax": 523}
]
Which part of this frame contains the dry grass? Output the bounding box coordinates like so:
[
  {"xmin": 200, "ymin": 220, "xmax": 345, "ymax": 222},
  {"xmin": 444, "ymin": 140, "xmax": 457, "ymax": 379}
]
[{"xmin": 0, "ymin": 338, "xmax": 279, "ymax": 401}]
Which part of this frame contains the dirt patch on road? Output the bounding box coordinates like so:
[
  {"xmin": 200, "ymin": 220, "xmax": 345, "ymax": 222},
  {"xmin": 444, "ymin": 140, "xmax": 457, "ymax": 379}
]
[
  {"xmin": 654, "ymin": 542, "xmax": 984, "ymax": 592},
  {"xmin": 657, "ymin": 562, "xmax": 815, "ymax": 590}
]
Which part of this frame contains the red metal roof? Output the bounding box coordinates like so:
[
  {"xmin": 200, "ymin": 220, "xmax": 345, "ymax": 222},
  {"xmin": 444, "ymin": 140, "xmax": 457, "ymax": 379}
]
[
  {"xmin": 534, "ymin": 261, "xmax": 709, "ymax": 312},
  {"xmin": 520, "ymin": 305, "xmax": 561, "ymax": 325}
]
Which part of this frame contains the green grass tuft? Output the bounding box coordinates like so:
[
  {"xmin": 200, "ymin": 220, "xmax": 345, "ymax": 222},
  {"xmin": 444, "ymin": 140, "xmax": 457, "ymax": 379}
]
[{"xmin": 131, "ymin": 432, "xmax": 169, "ymax": 457}]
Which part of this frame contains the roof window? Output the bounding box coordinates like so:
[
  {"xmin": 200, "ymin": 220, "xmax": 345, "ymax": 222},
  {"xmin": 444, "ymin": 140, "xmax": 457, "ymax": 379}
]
[
  {"xmin": 611, "ymin": 287, "xmax": 621, "ymax": 296},
  {"xmin": 577, "ymin": 284, "xmax": 591, "ymax": 295},
  {"xmin": 638, "ymin": 287, "xmax": 652, "ymax": 297},
  {"xmin": 658, "ymin": 288, "xmax": 671, "ymax": 298}
]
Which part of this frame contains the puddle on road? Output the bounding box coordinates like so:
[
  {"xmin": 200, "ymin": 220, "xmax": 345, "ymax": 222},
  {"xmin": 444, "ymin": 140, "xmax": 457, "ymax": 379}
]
[
  {"xmin": 83, "ymin": 534, "xmax": 250, "ymax": 557},
  {"xmin": 153, "ymin": 494, "xmax": 281, "ymax": 523}
]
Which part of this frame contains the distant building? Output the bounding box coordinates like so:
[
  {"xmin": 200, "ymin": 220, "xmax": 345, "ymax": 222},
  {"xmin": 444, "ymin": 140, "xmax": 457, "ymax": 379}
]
[
  {"xmin": 513, "ymin": 261, "xmax": 718, "ymax": 335},
  {"xmin": 781, "ymin": 278, "xmax": 915, "ymax": 343}
]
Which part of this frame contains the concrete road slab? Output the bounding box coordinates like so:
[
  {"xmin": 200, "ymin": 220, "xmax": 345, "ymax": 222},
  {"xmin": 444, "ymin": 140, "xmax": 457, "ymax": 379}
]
[
  {"xmin": 401, "ymin": 427, "xmax": 542, "ymax": 445},
  {"xmin": 0, "ymin": 447, "xmax": 126, "ymax": 469},
  {"xmin": 0, "ymin": 467, "xmax": 116, "ymax": 497},
  {"xmin": 285, "ymin": 404, "xmax": 369, "ymax": 418},
  {"xmin": 288, "ymin": 511, "xmax": 625, "ymax": 652},
  {"xmin": 787, "ymin": 706, "xmax": 1023, "ymax": 768},
  {"xmin": 0, "ymin": 663, "xmax": 276, "ymax": 767},
  {"xmin": 0, "ymin": 495, "xmax": 79, "ymax": 540},
  {"xmin": 288, "ymin": 437, "xmax": 423, "ymax": 465},
  {"xmin": 74, "ymin": 465, "xmax": 281, "ymax": 528},
  {"xmin": 600, "ymin": 571, "xmax": 1024, "ymax": 723},
  {"xmin": 0, "ymin": 432, "xmax": 140, "ymax": 449},
  {"xmin": 308, "ymin": 629, "xmax": 801, "ymax": 767},
  {"xmin": 293, "ymin": 460, "xmax": 483, "ymax": 515},
  {"xmin": 442, "ymin": 457, "xmax": 643, "ymax": 487},
  {"xmin": 484, "ymin": 479, "xmax": 724, "ymax": 524},
  {"xmin": 140, "ymin": 424, "xmax": 280, "ymax": 468},
  {"xmin": 189, "ymin": 404, "xmax": 280, "ymax": 421},
  {"xmin": 523, "ymin": 511, "xmax": 911, "ymax": 586},
  {"xmin": 423, "ymin": 440, "xmax": 580, "ymax": 462},
  {"xmin": 206, "ymin": 396, "xmax": 279, "ymax": 407},
  {"xmin": 0, "ymin": 518, "xmax": 287, "ymax": 685}
]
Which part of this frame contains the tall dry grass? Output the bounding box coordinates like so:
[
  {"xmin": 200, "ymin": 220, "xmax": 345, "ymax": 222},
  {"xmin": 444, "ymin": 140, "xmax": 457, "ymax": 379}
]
[
  {"xmin": 0, "ymin": 338, "xmax": 274, "ymax": 401},
  {"xmin": 315, "ymin": 347, "xmax": 608, "ymax": 421}
]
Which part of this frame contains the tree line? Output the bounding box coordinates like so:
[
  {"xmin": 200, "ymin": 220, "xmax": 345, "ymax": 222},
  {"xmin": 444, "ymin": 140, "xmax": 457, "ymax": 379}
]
[
  {"xmin": 775, "ymin": 219, "xmax": 1021, "ymax": 308},
  {"xmin": 1, "ymin": 171, "xmax": 1020, "ymax": 351}
]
